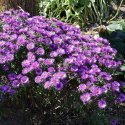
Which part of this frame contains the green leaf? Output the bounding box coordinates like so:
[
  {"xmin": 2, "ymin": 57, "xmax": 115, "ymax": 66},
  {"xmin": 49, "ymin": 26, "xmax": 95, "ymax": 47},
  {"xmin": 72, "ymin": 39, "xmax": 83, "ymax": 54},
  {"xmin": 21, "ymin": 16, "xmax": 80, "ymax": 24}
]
[
  {"xmin": 75, "ymin": 7, "xmax": 84, "ymax": 15},
  {"xmin": 91, "ymin": 0, "xmax": 95, "ymax": 3},
  {"xmin": 121, "ymin": 66, "xmax": 125, "ymax": 71},
  {"xmin": 87, "ymin": 0, "xmax": 92, "ymax": 7},
  {"xmin": 68, "ymin": 0, "xmax": 73, "ymax": 7},
  {"xmin": 107, "ymin": 24, "xmax": 123, "ymax": 31},
  {"xmin": 65, "ymin": 9, "xmax": 72, "ymax": 19}
]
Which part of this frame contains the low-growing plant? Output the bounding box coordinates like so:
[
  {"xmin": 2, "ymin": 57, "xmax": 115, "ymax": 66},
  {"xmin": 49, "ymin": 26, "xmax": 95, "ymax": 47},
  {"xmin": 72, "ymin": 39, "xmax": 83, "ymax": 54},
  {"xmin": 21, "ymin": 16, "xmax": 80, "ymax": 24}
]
[{"xmin": 0, "ymin": 9, "xmax": 124, "ymax": 124}]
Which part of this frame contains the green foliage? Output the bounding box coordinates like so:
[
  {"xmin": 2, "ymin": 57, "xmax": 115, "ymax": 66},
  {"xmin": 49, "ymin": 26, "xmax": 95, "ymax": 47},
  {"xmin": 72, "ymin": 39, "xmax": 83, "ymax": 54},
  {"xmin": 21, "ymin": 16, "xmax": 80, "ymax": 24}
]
[{"xmin": 38, "ymin": 0, "xmax": 115, "ymax": 27}]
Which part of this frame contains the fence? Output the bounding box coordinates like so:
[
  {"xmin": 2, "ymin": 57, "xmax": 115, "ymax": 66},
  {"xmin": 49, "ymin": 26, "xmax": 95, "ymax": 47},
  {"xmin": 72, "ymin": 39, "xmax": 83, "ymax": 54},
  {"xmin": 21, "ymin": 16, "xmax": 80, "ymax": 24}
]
[{"xmin": 0, "ymin": 0, "xmax": 38, "ymax": 16}]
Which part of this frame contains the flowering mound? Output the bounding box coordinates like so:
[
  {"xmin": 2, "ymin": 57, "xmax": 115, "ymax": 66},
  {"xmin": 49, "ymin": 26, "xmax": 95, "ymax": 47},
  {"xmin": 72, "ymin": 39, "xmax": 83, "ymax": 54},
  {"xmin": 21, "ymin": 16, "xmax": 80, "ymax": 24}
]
[{"xmin": 0, "ymin": 9, "xmax": 125, "ymax": 109}]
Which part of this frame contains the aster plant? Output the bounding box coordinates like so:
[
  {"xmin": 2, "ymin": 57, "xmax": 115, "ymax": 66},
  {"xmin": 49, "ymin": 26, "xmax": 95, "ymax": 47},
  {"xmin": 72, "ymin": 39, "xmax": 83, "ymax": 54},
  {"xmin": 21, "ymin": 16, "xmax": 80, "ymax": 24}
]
[{"xmin": 0, "ymin": 9, "xmax": 124, "ymax": 124}]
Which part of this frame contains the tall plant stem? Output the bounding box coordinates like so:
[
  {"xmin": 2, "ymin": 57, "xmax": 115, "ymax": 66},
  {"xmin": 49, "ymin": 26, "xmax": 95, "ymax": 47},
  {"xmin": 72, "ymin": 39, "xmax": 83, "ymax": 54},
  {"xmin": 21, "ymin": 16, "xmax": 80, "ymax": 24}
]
[{"xmin": 107, "ymin": 0, "xmax": 124, "ymax": 24}]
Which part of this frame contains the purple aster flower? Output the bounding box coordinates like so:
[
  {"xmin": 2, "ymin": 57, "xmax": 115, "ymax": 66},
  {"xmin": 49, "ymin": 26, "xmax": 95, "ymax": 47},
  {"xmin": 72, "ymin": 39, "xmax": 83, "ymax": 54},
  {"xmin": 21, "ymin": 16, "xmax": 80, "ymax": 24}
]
[
  {"xmin": 35, "ymin": 76, "xmax": 42, "ymax": 83},
  {"xmin": 90, "ymin": 77, "xmax": 97, "ymax": 82},
  {"xmin": 6, "ymin": 54, "xmax": 14, "ymax": 62},
  {"xmin": 57, "ymin": 48, "xmax": 65, "ymax": 55},
  {"xmin": 111, "ymin": 119, "xmax": 117, "ymax": 125},
  {"xmin": 78, "ymin": 68, "xmax": 85, "ymax": 75},
  {"xmin": 105, "ymin": 83, "xmax": 111, "ymax": 89},
  {"xmin": 98, "ymin": 100, "xmax": 107, "ymax": 109},
  {"xmin": 54, "ymin": 28, "xmax": 61, "ymax": 33},
  {"xmin": 119, "ymin": 81, "xmax": 124, "ymax": 87},
  {"xmin": 30, "ymin": 34, "xmax": 36, "ymax": 38},
  {"xmin": 80, "ymin": 93, "xmax": 91, "ymax": 103},
  {"xmin": 17, "ymin": 74, "xmax": 22, "ymax": 79},
  {"xmin": 92, "ymin": 87, "xmax": 102, "ymax": 96},
  {"xmin": 12, "ymin": 80, "xmax": 20, "ymax": 88},
  {"xmin": 112, "ymin": 81, "xmax": 120, "ymax": 87},
  {"xmin": 17, "ymin": 36, "xmax": 25, "ymax": 46},
  {"xmin": 10, "ymin": 34, "xmax": 17, "ymax": 41},
  {"xmin": 111, "ymin": 81, "xmax": 120, "ymax": 92},
  {"xmin": 22, "ymin": 68, "xmax": 28, "ymax": 74},
  {"xmin": 0, "ymin": 56, "xmax": 6, "ymax": 64},
  {"xmin": 58, "ymin": 72, "xmax": 66, "ymax": 79},
  {"xmin": 50, "ymin": 77, "xmax": 60, "ymax": 86},
  {"xmin": 58, "ymin": 67, "xmax": 63, "ymax": 71},
  {"xmin": 28, "ymin": 54, "xmax": 36, "ymax": 62},
  {"xmin": 18, "ymin": 35, "xmax": 26, "ymax": 40},
  {"xmin": 55, "ymin": 82, "xmax": 63, "ymax": 90},
  {"xmin": 81, "ymin": 74, "xmax": 88, "ymax": 80},
  {"xmin": 37, "ymin": 48, "xmax": 45, "ymax": 55},
  {"xmin": 41, "ymin": 71, "xmax": 49, "ymax": 79},
  {"xmin": 27, "ymin": 30, "xmax": 34, "ymax": 36},
  {"xmin": 50, "ymin": 51, "xmax": 58, "ymax": 57},
  {"xmin": 27, "ymin": 52, "xmax": 34, "ymax": 58},
  {"xmin": 93, "ymin": 47, "xmax": 101, "ymax": 54},
  {"xmin": 118, "ymin": 67, "xmax": 122, "ymax": 72},
  {"xmin": 62, "ymin": 79, "xmax": 67, "ymax": 84},
  {"xmin": 101, "ymin": 87, "xmax": 108, "ymax": 93},
  {"xmin": 38, "ymin": 58, "xmax": 45, "ymax": 62},
  {"xmin": 8, "ymin": 73, "xmax": 16, "ymax": 81},
  {"xmin": 12, "ymin": 45, "xmax": 19, "ymax": 51},
  {"xmin": 45, "ymin": 38, "xmax": 52, "ymax": 45},
  {"xmin": 53, "ymin": 73, "xmax": 61, "ymax": 79},
  {"xmin": 66, "ymin": 45, "xmax": 74, "ymax": 54},
  {"xmin": 36, "ymin": 68, "xmax": 42, "ymax": 75},
  {"xmin": 48, "ymin": 67, "xmax": 55, "ymax": 73},
  {"xmin": 3, "ymin": 85, "xmax": 11, "ymax": 93},
  {"xmin": 115, "ymin": 100, "xmax": 119, "ymax": 104},
  {"xmin": 2, "ymin": 65, "xmax": 9, "ymax": 71},
  {"xmin": 26, "ymin": 43, "xmax": 35, "ymax": 50},
  {"xmin": 37, "ymin": 37, "xmax": 43, "ymax": 43},
  {"xmin": 46, "ymin": 31, "xmax": 55, "ymax": 37},
  {"xmin": 21, "ymin": 60, "xmax": 30, "ymax": 67},
  {"xmin": 27, "ymin": 66, "xmax": 33, "ymax": 72},
  {"xmin": 19, "ymin": 27, "xmax": 28, "ymax": 33},
  {"xmin": 86, "ymin": 82, "xmax": 91, "ymax": 86},
  {"xmin": 10, "ymin": 89, "xmax": 16, "ymax": 95},
  {"xmin": 44, "ymin": 81, "xmax": 51, "ymax": 89},
  {"xmin": 32, "ymin": 61, "xmax": 40, "ymax": 69},
  {"xmin": 64, "ymin": 66, "xmax": 69, "ymax": 70},
  {"xmin": 84, "ymin": 50, "xmax": 91, "ymax": 56},
  {"xmin": 79, "ymin": 84, "xmax": 86, "ymax": 91},
  {"xmin": 21, "ymin": 76, "xmax": 29, "ymax": 85},
  {"xmin": 93, "ymin": 68, "xmax": 101, "ymax": 73},
  {"xmin": 53, "ymin": 37, "xmax": 63, "ymax": 44},
  {"xmin": 50, "ymin": 44, "xmax": 57, "ymax": 50},
  {"xmin": 65, "ymin": 58, "xmax": 73, "ymax": 64},
  {"xmin": 119, "ymin": 93, "xmax": 125, "ymax": 101},
  {"xmin": 44, "ymin": 59, "xmax": 54, "ymax": 66},
  {"xmin": 0, "ymin": 41, "xmax": 5, "ymax": 46},
  {"xmin": 71, "ymin": 66, "xmax": 78, "ymax": 72},
  {"xmin": 117, "ymin": 60, "xmax": 122, "ymax": 66},
  {"xmin": 3, "ymin": 49, "xmax": 10, "ymax": 55}
]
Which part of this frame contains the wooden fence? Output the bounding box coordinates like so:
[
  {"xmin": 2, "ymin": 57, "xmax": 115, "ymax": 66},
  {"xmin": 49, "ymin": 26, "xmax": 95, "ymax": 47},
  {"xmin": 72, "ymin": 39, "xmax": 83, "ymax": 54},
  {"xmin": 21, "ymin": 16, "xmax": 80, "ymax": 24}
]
[{"xmin": 0, "ymin": 0, "xmax": 38, "ymax": 16}]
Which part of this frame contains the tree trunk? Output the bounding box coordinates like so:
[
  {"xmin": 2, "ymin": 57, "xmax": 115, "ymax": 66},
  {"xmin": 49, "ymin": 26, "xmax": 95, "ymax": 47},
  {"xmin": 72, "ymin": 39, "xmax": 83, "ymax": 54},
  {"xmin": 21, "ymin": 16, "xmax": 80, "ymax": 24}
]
[{"xmin": 0, "ymin": 0, "xmax": 38, "ymax": 16}]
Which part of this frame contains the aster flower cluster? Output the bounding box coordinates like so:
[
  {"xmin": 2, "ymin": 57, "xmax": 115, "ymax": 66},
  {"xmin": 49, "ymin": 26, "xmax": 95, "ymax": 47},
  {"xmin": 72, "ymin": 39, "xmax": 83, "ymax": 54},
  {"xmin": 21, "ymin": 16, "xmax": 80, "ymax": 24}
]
[{"xmin": 0, "ymin": 9, "xmax": 125, "ymax": 109}]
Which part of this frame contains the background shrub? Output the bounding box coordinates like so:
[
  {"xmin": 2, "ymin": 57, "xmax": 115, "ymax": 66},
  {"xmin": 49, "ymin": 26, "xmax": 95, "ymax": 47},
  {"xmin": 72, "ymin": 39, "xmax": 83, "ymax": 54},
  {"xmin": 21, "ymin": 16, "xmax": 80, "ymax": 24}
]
[{"xmin": 38, "ymin": 0, "xmax": 117, "ymax": 27}]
